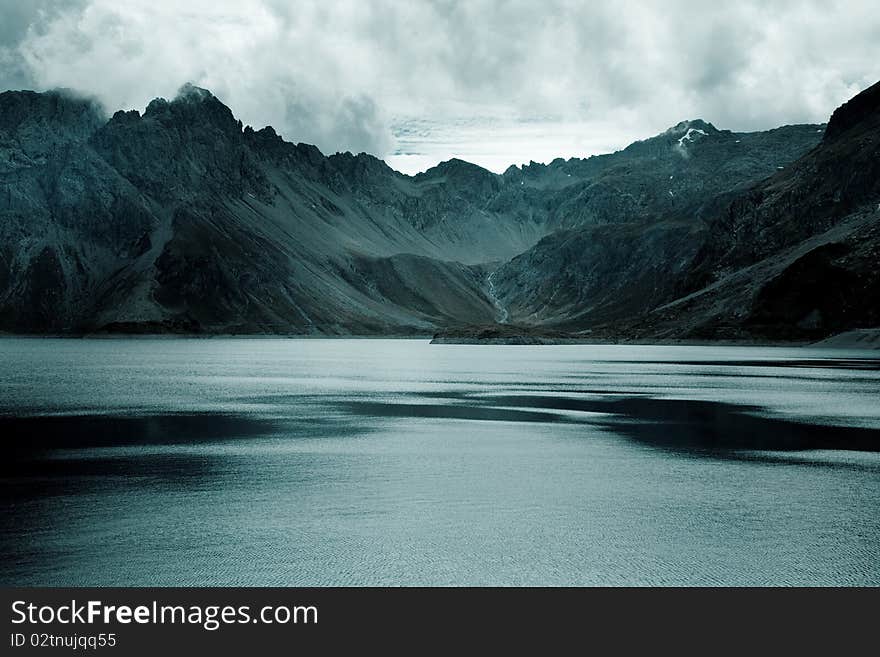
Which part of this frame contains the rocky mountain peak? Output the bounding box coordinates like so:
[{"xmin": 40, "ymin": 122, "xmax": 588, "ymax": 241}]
[
  {"xmin": 324, "ymin": 150, "xmax": 396, "ymax": 187},
  {"xmin": 242, "ymin": 124, "xmax": 287, "ymax": 157},
  {"xmin": 824, "ymin": 79, "xmax": 880, "ymax": 141},
  {"xmin": 419, "ymin": 157, "xmax": 497, "ymax": 183},
  {"xmin": 660, "ymin": 119, "xmax": 717, "ymax": 158},
  {"xmin": 670, "ymin": 119, "xmax": 717, "ymax": 134},
  {"xmin": 90, "ymin": 84, "xmax": 265, "ymax": 202},
  {"xmin": 141, "ymin": 84, "xmax": 241, "ymax": 135},
  {"xmin": 176, "ymin": 82, "xmax": 215, "ymax": 103}
]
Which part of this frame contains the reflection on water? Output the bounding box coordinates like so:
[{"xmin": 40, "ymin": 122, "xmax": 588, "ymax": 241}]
[{"xmin": 1, "ymin": 338, "xmax": 879, "ymax": 586}]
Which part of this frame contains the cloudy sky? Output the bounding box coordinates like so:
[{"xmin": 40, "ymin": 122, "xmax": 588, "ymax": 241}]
[{"xmin": 1, "ymin": 0, "xmax": 878, "ymax": 173}]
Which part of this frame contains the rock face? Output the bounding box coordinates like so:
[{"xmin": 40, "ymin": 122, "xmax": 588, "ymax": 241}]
[{"xmin": 1, "ymin": 80, "xmax": 876, "ymax": 339}]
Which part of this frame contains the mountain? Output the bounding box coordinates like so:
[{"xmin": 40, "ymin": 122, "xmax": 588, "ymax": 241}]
[{"xmin": 1, "ymin": 80, "xmax": 862, "ymax": 338}]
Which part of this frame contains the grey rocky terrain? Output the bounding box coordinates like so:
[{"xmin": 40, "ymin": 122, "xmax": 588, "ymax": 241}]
[{"xmin": 1, "ymin": 80, "xmax": 876, "ymax": 340}]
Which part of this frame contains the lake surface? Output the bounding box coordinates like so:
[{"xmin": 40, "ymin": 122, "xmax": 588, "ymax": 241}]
[{"xmin": 1, "ymin": 338, "xmax": 878, "ymax": 586}]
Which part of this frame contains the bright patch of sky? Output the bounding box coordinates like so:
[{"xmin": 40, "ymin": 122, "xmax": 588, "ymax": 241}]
[{"xmin": 387, "ymin": 115, "xmax": 649, "ymax": 174}]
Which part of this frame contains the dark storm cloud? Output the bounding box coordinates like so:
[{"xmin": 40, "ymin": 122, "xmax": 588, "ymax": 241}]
[{"xmin": 1, "ymin": 0, "xmax": 878, "ymax": 172}]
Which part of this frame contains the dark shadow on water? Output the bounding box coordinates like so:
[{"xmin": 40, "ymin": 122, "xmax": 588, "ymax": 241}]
[
  {"xmin": 482, "ymin": 394, "xmax": 880, "ymax": 454},
  {"xmin": 1, "ymin": 410, "xmax": 369, "ymax": 481},
  {"xmin": 346, "ymin": 392, "xmax": 880, "ymax": 458},
  {"xmin": 1, "ymin": 405, "xmax": 378, "ymax": 462},
  {"xmin": 0, "ymin": 413, "xmax": 282, "ymax": 502},
  {"xmin": 338, "ymin": 401, "xmax": 575, "ymax": 424},
  {"xmin": 1, "ymin": 412, "xmax": 279, "ymax": 454}
]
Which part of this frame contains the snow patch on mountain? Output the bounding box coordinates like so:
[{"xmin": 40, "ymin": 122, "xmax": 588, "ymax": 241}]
[{"xmin": 674, "ymin": 127, "xmax": 708, "ymax": 158}]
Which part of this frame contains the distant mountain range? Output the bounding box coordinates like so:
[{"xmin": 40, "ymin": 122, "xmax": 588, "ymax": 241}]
[{"xmin": 0, "ymin": 80, "xmax": 877, "ymax": 340}]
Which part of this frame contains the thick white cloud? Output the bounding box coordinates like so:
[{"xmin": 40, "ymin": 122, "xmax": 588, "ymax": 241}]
[{"xmin": 2, "ymin": 0, "xmax": 878, "ymax": 173}]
